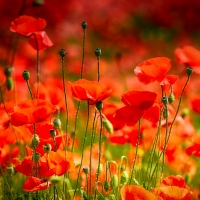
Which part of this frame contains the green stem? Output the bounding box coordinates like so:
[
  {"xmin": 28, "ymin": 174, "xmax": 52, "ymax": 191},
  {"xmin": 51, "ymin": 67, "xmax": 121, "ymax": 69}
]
[
  {"xmin": 73, "ymin": 102, "xmax": 90, "ymax": 199},
  {"xmin": 94, "ymin": 110, "xmax": 103, "ymax": 200},
  {"xmin": 81, "ymin": 28, "xmax": 86, "ymax": 79},
  {"xmin": 97, "ymin": 56, "xmax": 100, "ymax": 82},
  {"xmin": 26, "ymin": 80, "xmax": 33, "ymax": 100},
  {"xmin": 128, "ymin": 119, "xmax": 141, "ymax": 184},
  {"xmin": 89, "ymin": 109, "xmax": 97, "ymax": 195}
]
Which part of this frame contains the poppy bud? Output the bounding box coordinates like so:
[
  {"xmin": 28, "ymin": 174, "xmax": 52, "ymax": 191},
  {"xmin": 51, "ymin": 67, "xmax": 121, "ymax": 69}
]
[
  {"xmin": 96, "ymin": 101, "xmax": 103, "ymax": 111},
  {"xmin": 162, "ymin": 96, "xmax": 168, "ymax": 105},
  {"xmin": 103, "ymin": 180, "xmax": 110, "ymax": 192},
  {"xmin": 32, "ymin": 152, "xmax": 40, "ymax": 163},
  {"xmin": 83, "ymin": 166, "xmax": 89, "ymax": 175},
  {"xmin": 50, "ymin": 129, "xmax": 56, "ymax": 138},
  {"xmin": 168, "ymin": 93, "xmax": 175, "ymax": 104},
  {"xmin": 59, "ymin": 49, "xmax": 66, "ymax": 58},
  {"xmin": 31, "ymin": 134, "xmax": 40, "ymax": 148},
  {"xmin": 22, "ymin": 71, "xmax": 30, "ymax": 81},
  {"xmin": 163, "ymin": 108, "xmax": 168, "ymax": 119},
  {"xmin": 7, "ymin": 166, "xmax": 15, "ymax": 175},
  {"xmin": 33, "ymin": 0, "xmax": 44, "ymax": 6},
  {"xmin": 181, "ymin": 108, "xmax": 189, "ymax": 118},
  {"xmin": 4, "ymin": 67, "xmax": 13, "ymax": 77},
  {"xmin": 111, "ymin": 174, "xmax": 118, "ymax": 188},
  {"xmin": 102, "ymin": 118, "xmax": 113, "ymax": 134},
  {"xmin": 6, "ymin": 77, "xmax": 13, "ymax": 91},
  {"xmin": 120, "ymin": 171, "xmax": 128, "ymax": 185},
  {"xmin": 43, "ymin": 144, "xmax": 52, "ymax": 153},
  {"xmin": 186, "ymin": 67, "xmax": 193, "ymax": 76},
  {"xmin": 49, "ymin": 175, "xmax": 61, "ymax": 185},
  {"xmin": 81, "ymin": 21, "xmax": 87, "ymax": 29},
  {"xmin": 94, "ymin": 48, "xmax": 101, "ymax": 57},
  {"xmin": 53, "ymin": 118, "xmax": 61, "ymax": 129}
]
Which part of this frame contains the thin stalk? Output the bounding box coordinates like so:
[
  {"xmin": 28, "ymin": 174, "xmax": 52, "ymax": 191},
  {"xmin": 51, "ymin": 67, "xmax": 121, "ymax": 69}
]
[
  {"xmin": 94, "ymin": 110, "xmax": 103, "ymax": 200},
  {"xmin": 128, "ymin": 119, "xmax": 141, "ymax": 184},
  {"xmin": 73, "ymin": 102, "xmax": 90, "ymax": 199},
  {"xmin": 97, "ymin": 56, "xmax": 100, "ymax": 82},
  {"xmin": 26, "ymin": 80, "xmax": 33, "ymax": 100},
  {"xmin": 80, "ymin": 27, "xmax": 86, "ymax": 79},
  {"xmin": 89, "ymin": 109, "xmax": 97, "ymax": 195}
]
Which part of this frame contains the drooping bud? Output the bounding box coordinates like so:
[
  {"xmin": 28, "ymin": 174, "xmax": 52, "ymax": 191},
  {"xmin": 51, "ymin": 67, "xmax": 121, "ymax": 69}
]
[
  {"xmin": 94, "ymin": 48, "xmax": 101, "ymax": 57},
  {"xmin": 50, "ymin": 129, "xmax": 56, "ymax": 138},
  {"xmin": 162, "ymin": 96, "xmax": 168, "ymax": 105},
  {"xmin": 168, "ymin": 93, "xmax": 175, "ymax": 104},
  {"xmin": 43, "ymin": 144, "xmax": 52, "ymax": 154},
  {"xmin": 96, "ymin": 101, "xmax": 103, "ymax": 111},
  {"xmin": 59, "ymin": 49, "xmax": 66, "ymax": 58},
  {"xmin": 53, "ymin": 118, "xmax": 61, "ymax": 129},
  {"xmin": 31, "ymin": 134, "xmax": 40, "ymax": 148},
  {"xmin": 6, "ymin": 77, "xmax": 13, "ymax": 91},
  {"xmin": 120, "ymin": 171, "xmax": 128, "ymax": 185},
  {"xmin": 111, "ymin": 174, "xmax": 118, "ymax": 188},
  {"xmin": 32, "ymin": 152, "xmax": 40, "ymax": 163},
  {"xmin": 22, "ymin": 71, "xmax": 30, "ymax": 81},
  {"xmin": 103, "ymin": 180, "xmax": 110, "ymax": 192},
  {"xmin": 186, "ymin": 67, "xmax": 193, "ymax": 76},
  {"xmin": 181, "ymin": 108, "xmax": 189, "ymax": 118},
  {"xmin": 4, "ymin": 68, "xmax": 13, "ymax": 77},
  {"xmin": 102, "ymin": 118, "xmax": 113, "ymax": 134},
  {"xmin": 83, "ymin": 166, "xmax": 89, "ymax": 175},
  {"xmin": 81, "ymin": 22, "xmax": 87, "ymax": 29}
]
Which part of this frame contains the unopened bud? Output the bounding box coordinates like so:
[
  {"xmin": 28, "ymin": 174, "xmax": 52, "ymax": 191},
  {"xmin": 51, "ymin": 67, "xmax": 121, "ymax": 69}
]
[
  {"xmin": 181, "ymin": 108, "xmax": 189, "ymax": 118},
  {"xmin": 6, "ymin": 77, "xmax": 13, "ymax": 91},
  {"xmin": 111, "ymin": 174, "xmax": 118, "ymax": 188},
  {"xmin": 103, "ymin": 180, "xmax": 110, "ymax": 192},
  {"xmin": 59, "ymin": 49, "xmax": 66, "ymax": 58},
  {"xmin": 83, "ymin": 166, "xmax": 89, "ymax": 175},
  {"xmin": 168, "ymin": 93, "xmax": 175, "ymax": 104},
  {"xmin": 4, "ymin": 68, "xmax": 13, "ymax": 77},
  {"xmin": 103, "ymin": 118, "xmax": 113, "ymax": 134},
  {"xmin": 53, "ymin": 118, "xmax": 61, "ymax": 129},
  {"xmin": 22, "ymin": 71, "xmax": 30, "ymax": 81},
  {"xmin": 162, "ymin": 96, "xmax": 168, "ymax": 105},
  {"xmin": 43, "ymin": 144, "xmax": 52, "ymax": 153},
  {"xmin": 186, "ymin": 67, "xmax": 193, "ymax": 76},
  {"xmin": 31, "ymin": 134, "xmax": 40, "ymax": 148},
  {"xmin": 94, "ymin": 48, "xmax": 101, "ymax": 57},
  {"xmin": 120, "ymin": 171, "xmax": 128, "ymax": 185},
  {"xmin": 96, "ymin": 101, "xmax": 103, "ymax": 111},
  {"xmin": 81, "ymin": 22, "xmax": 87, "ymax": 29},
  {"xmin": 49, "ymin": 175, "xmax": 61, "ymax": 185},
  {"xmin": 50, "ymin": 129, "xmax": 56, "ymax": 138}
]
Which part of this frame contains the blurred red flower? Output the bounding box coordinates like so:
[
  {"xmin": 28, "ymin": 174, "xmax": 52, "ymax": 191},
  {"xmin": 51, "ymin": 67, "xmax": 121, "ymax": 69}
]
[
  {"xmin": 134, "ymin": 57, "xmax": 171, "ymax": 85},
  {"xmin": 69, "ymin": 79, "xmax": 112, "ymax": 105},
  {"xmin": 23, "ymin": 176, "xmax": 52, "ymax": 192},
  {"xmin": 121, "ymin": 185, "xmax": 161, "ymax": 200},
  {"xmin": 175, "ymin": 46, "xmax": 200, "ymax": 73},
  {"xmin": 10, "ymin": 15, "xmax": 46, "ymax": 36},
  {"xmin": 29, "ymin": 31, "xmax": 53, "ymax": 50},
  {"xmin": 10, "ymin": 99, "xmax": 56, "ymax": 126}
]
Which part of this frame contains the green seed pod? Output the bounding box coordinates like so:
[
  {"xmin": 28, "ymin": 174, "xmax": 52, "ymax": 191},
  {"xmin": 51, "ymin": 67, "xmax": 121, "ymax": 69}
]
[
  {"xmin": 4, "ymin": 67, "xmax": 13, "ymax": 77},
  {"xmin": 43, "ymin": 144, "xmax": 52, "ymax": 154},
  {"xmin": 22, "ymin": 71, "xmax": 30, "ymax": 81},
  {"xmin": 168, "ymin": 93, "xmax": 175, "ymax": 104},
  {"xmin": 162, "ymin": 96, "xmax": 168, "ymax": 105},
  {"xmin": 6, "ymin": 77, "xmax": 13, "ymax": 91},
  {"xmin": 7, "ymin": 166, "xmax": 15, "ymax": 175},
  {"xmin": 50, "ymin": 129, "xmax": 56, "ymax": 138},
  {"xmin": 111, "ymin": 174, "xmax": 118, "ymax": 188},
  {"xmin": 31, "ymin": 134, "xmax": 40, "ymax": 148},
  {"xmin": 32, "ymin": 152, "xmax": 40, "ymax": 163},
  {"xmin": 102, "ymin": 118, "xmax": 113, "ymax": 134},
  {"xmin": 83, "ymin": 166, "xmax": 89, "ymax": 175},
  {"xmin": 94, "ymin": 48, "xmax": 101, "ymax": 57},
  {"xmin": 181, "ymin": 108, "xmax": 189, "ymax": 118},
  {"xmin": 163, "ymin": 108, "xmax": 168, "ymax": 119},
  {"xmin": 59, "ymin": 49, "xmax": 66, "ymax": 58},
  {"xmin": 120, "ymin": 171, "xmax": 128, "ymax": 185},
  {"xmin": 103, "ymin": 180, "xmax": 110, "ymax": 192},
  {"xmin": 49, "ymin": 175, "xmax": 61, "ymax": 185},
  {"xmin": 96, "ymin": 101, "xmax": 103, "ymax": 111},
  {"xmin": 53, "ymin": 118, "xmax": 61, "ymax": 129},
  {"xmin": 81, "ymin": 21, "xmax": 87, "ymax": 29},
  {"xmin": 33, "ymin": 0, "xmax": 44, "ymax": 6},
  {"xmin": 186, "ymin": 67, "xmax": 193, "ymax": 76}
]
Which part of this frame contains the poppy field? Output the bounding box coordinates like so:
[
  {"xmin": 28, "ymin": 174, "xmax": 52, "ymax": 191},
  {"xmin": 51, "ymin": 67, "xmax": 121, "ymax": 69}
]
[{"xmin": 1, "ymin": 0, "xmax": 200, "ymax": 200}]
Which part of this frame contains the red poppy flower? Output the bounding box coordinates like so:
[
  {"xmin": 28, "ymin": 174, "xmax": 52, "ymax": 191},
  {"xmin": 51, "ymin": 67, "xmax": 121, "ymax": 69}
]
[
  {"xmin": 160, "ymin": 75, "xmax": 178, "ymax": 93},
  {"xmin": 10, "ymin": 99, "xmax": 57, "ymax": 126},
  {"xmin": 69, "ymin": 79, "xmax": 112, "ymax": 105},
  {"xmin": 113, "ymin": 90, "xmax": 158, "ymax": 127},
  {"xmin": 134, "ymin": 57, "xmax": 171, "ymax": 84},
  {"xmin": 29, "ymin": 31, "xmax": 53, "ymax": 50},
  {"xmin": 23, "ymin": 176, "xmax": 52, "ymax": 192},
  {"xmin": 152, "ymin": 186, "xmax": 191, "ymax": 200},
  {"xmin": 185, "ymin": 134, "xmax": 200, "ymax": 157},
  {"xmin": 175, "ymin": 46, "xmax": 200, "ymax": 73},
  {"xmin": 10, "ymin": 15, "xmax": 46, "ymax": 36},
  {"xmin": 121, "ymin": 185, "xmax": 161, "ymax": 200},
  {"xmin": 44, "ymin": 150, "xmax": 75, "ymax": 178},
  {"xmin": 191, "ymin": 97, "xmax": 200, "ymax": 114}
]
